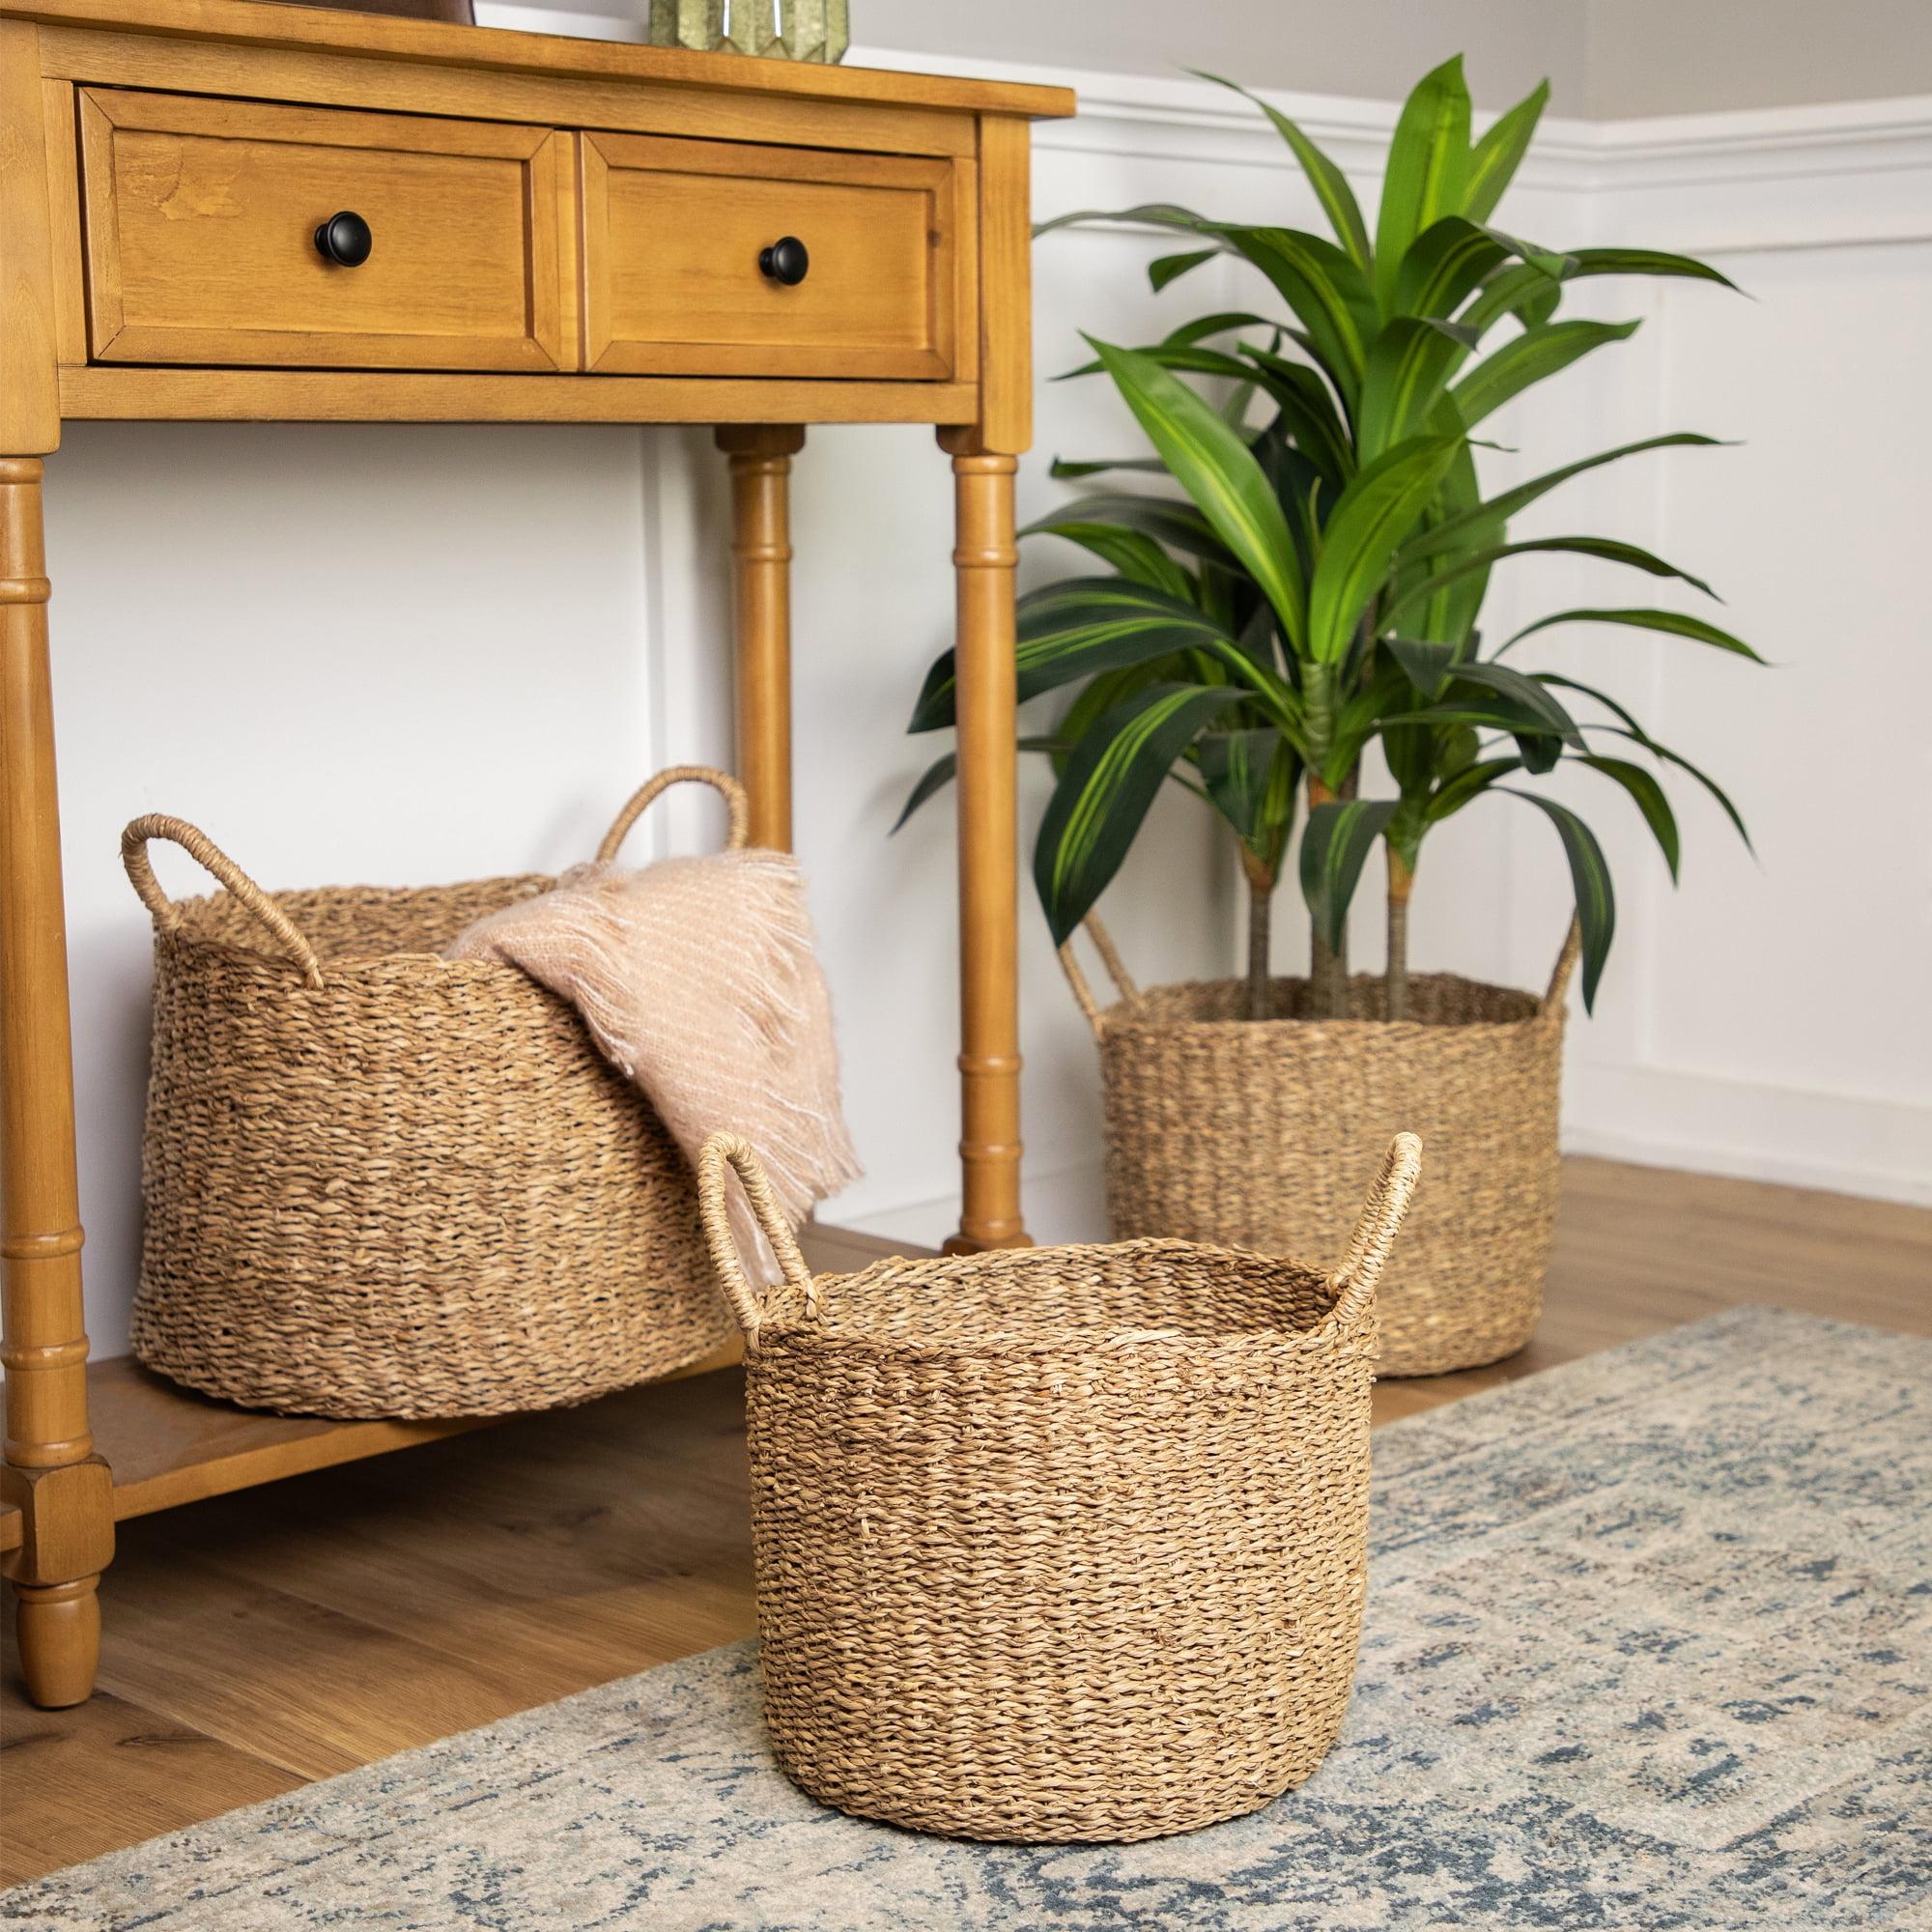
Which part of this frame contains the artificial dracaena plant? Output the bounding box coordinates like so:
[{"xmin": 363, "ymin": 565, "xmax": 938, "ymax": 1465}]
[{"xmin": 900, "ymin": 56, "xmax": 1759, "ymax": 1021}]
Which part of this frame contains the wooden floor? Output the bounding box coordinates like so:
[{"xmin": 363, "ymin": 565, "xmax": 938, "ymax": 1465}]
[{"xmin": 5, "ymin": 1158, "xmax": 1929, "ymax": 1887}]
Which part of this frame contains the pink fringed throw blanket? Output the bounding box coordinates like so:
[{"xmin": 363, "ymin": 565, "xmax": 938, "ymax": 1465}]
[{"xmin": 445, "ymin": 848, "xmax": 861, "ymax": 1271}]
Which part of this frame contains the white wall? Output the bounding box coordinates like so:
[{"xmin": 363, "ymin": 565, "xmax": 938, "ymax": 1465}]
[
  {"xmin": 501, "ymin": 0, "xmax": 1588, "ymax": 110},
  {"xmin": 500, "ymin": 0, "xmax": 1932, "ymax": 117},
  {"xmin": 40, "ymin": 22, "xmax": 1932, "ymax": 1363},
  {"xmin": 1585, "ymin": 0, "xmax": 1932, "ymax": 118}
]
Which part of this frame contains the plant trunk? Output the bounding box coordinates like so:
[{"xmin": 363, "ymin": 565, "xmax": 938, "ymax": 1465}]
[
  {"xmin": 1385, "ymin": 845, "xmax": 1413, "ymax": 1023},
  {"xmin": 1239, "ymin": 847, "xmax": 1274, "ymax": 1022},
  {"xmin": 1306, "ymin": 774, "xmax": 1348, "ymax": 1020}
]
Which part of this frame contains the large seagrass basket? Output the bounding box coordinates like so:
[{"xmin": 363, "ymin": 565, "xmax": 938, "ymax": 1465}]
[
  {"xmin": 1060, "ymin": 918, "xmax": 1577, "ymax": 1378},
  {"xmin": 122, "ymin": 767, "xmax": 746, "ymax": 1420},
  {"xmin": 697, "ymin": 1128, "xmax": 1422, "ymax": 1844}
]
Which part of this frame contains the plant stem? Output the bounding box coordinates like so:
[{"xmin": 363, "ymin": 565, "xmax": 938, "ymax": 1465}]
[
  {"xmin": 1306, "ymin": 773, "xmax": 1347, "ymax": 1020},
  {"xmin": 1239, "ymin": 846, "xmax": 1274, "ymax": 1021},
  {"xmin": 1386, "ymin": 844, "xmax": 1413, "ymax": 1023}
]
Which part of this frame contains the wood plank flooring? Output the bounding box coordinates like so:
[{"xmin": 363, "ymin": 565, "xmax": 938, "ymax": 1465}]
[{"xmin": 5, "ymin": 1159, "xmax": 1929, "ymax": 1886}]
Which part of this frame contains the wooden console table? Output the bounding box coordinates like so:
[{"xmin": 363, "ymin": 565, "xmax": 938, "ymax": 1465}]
[{"xmin": 0, "ymin": 0, "xmax": 1071, "ymax": 1707}]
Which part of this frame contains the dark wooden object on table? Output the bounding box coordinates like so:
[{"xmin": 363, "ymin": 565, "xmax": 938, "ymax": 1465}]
[{"xmin": 260, "ymin": 0, "xmax": 476, "ymax": 23}]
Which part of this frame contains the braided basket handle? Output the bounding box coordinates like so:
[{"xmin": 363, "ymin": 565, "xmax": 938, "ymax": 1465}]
[
  {"xmin": 597, "ymin": 765, "xmax": 751, "ymax": 864},
  {"xmin": 1326, "ymin": 1132, "xmax": 1423, "ymax": 1321},
  {"xmin": 1542, "ymin": 917, "xmax": 1583, "ymax": 1018},
  {"xmin": 696, "ymin": 1132, "xmax": 816, "ymax": 1343},
  {"xmin": 1056, "ymin": 914, "xmax": 1143, "ymax": 1041},
  {"xmin": 121, "ymin": 814, "xmax": 326, "ymax": 990}
]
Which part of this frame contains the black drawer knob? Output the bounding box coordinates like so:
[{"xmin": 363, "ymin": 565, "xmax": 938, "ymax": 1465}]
[
  {"xmin": 758, "ymin": 237, "xmax": 810, "ymax": 286},
  {"xmin": 314, "ymin": 211, "xmax": 374, "ymax": 269}
]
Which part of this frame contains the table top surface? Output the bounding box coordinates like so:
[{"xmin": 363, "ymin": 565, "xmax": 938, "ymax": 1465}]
[{"xmin": 0, "ymin": 0, "xmax": 1080, "ymax": 120}]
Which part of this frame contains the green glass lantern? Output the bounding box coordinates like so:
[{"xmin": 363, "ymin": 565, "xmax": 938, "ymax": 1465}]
[{"xmin": 648, "ymin": 0, "xmax": 849, "ymax": 63}]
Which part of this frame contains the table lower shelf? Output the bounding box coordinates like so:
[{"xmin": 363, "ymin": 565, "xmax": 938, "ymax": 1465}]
[{"xmin": 0, "ymin": 1218, "xmax": 906, "ymax": 1554}]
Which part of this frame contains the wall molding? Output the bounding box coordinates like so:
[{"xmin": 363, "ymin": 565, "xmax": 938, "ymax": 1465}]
[
  {"xmin": 1563, "ymin": 1065, "xmax": 1932, "ymax": 1208},
  {"xmin": 848, "ymin": 47, "xmax": 1932, "ymax": 252},
  {"xmin": 475, "ymin": 14, "xmax": 1932, "ymax": 242}
]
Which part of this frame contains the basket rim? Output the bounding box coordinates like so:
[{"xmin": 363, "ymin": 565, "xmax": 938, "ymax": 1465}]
[
  {"xmin": 1094, "ymin": 969, "xmax": 1551, "ymax": 1039},
  {"xmin": 155, "ymin": 929, "xmax": 531, "ymax": 983},
  {"xmin": 153, "ymin": 871, "xmax": 556, "ymax": 980},
  {"xmin": 747, "ymin": 1236, "xmax": 1371, "ymax": 1360}
]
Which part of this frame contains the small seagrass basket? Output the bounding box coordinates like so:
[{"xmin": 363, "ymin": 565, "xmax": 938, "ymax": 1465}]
[
  {"xmin": 122, "ymin": 767, "xmax": 747, "ymax": 1420},
  {"xmin": 697, "ymin": 1127, "xmax": 1422, "ymax": 1844},
  {"xmin": 1061, "ymin": 917, "xmax": 1577, "ymax": 1377}
]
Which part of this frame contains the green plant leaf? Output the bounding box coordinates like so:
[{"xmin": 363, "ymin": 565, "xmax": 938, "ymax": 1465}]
[
  {"xmin": 1534, "ymin": 672, "xmax": 1755, "ymax": 852},
  {"xmin": 1150, "ymin": 246, "xmax": 1221, "ymax": 292},
  {"xmin": 1306, "ymin": 435, "xmax": 1465, "ymax": 663},
  {"xmin": 1565, "ymin": 246, "xmax": 1742, "ymax": 291},
  {"xmin": 1391, "ymin": 216, "xmax": 1504, "ymax": 321},
  {"xmin": 1087, "ymin": 337, "xmax": 1309, "ymax": 650},
  {"xmin": 1049, "ymin": 454, "xmax": 1172, "ymax": 480},
  {"xmin": 1502, "ymin": 606, "xmax": 1765, "ymax": 662},
  {"xmin": 1358, "ymin": 317, "xmax": 1474, "ymax": 461},
  {"xmin": 1395, "ymin": 435, "xmax": 1723, "ymax": 566},
  {"xmin": 1034, "ymin": 202, "xmax": 1214, "ymax": 239},
  {"xmin": 1165, "ymin": 310, "xmax": 1279, "ymax": 347},
  {"xmin": 892, "ymin": 736, "xmax": 1067, "ymax": 833},
  {"xmin": 1374, "ymin": 56, "xmax": 1473, "ymax": 314},
  {"xmin": 1035, "ymin": 682, "xmax": 1243, "ymax": 942},
  {"xmin": 1208, "ymin": 228, "xmax": 1376, "ymax": 403},
  {"xmin": 1238, "ymin": 344, "xmax": 1356, "ymax": 482},
  {"xmin": 1579, "ymin": 754, "xmax": 1680, "ymax": 880},
  {"xmin": 1300, "ymin": 797, "xmax": 1399, "ymax": 952},
  {"xmin": 1464, "ymin": 80, "xmax": 1550, "ymax": 222},
  {"xmin": 1024, "ymin": 492, "xmax": 1235, "ymax": 565},
  {"xmin": 1451, "ymin": 318, "xmax": 1640, "ymax": 430},
  {"xmin": 909, "ymin": 579, "xmax": 1268, "ymax": 732},
  {"xmin": 1197, "ymin": 726, "xmax": 1299, "ymax": 843},
  {"xmin": 1385, "ymin": 535, "xmax": 1719, "ymax": 636},
  {"xmin": 1501, "ymin": 789, "xmax": 1615, "ymax": 1009},
  {"xmin": 1386, "ymin": 636, "xmax": 1459, "ymax": 699},
  {"xmin": 1052, "ymin": 662, "xmax": 1170, "ymax": 772},
  {"xmin": 1451, "ymin": 660, "xmax": 1585, "ymax": 747},
  {"xmin": 1055, "ymin": 340, "xmax": 1257, "ymax": 383},
  {"xmin": 1462, "ymin": 246, "xmax": 1740, "ymax": 334},
  {"xmin": 1393, "ymin": 216, "xmax": 1572, "ymax": 323},
  {"xmin": 1031, "ymin": 523, "xmax": 1196, "ymax": 599},
  {"xmin": 1408, "ymin": 407, "xmax": 1490, "ymax": 643},
  {"xmin": 1195, "ymin": 71, "xmax": 1373, "ymax": 270},
  {"xmin": 1425, "ymin": 754, "xmax": 1520, "ymax": 823}
]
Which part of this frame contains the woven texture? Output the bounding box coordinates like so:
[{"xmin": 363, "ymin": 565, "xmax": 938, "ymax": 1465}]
[
  {"xmin": 444, "ymin": 847, "xmax": 860, "ymax": 1275},
  {"xmin": 1065, "ymin": 920, "xmax": 1577, "ymax": 1378},
  {"xmin": 122, "ymin": 770, "xmax": 748, "ymax": 1421},
  {"xmin": 696, "ymin": 1130, "xmax": 1421, "ymax": 1844}
]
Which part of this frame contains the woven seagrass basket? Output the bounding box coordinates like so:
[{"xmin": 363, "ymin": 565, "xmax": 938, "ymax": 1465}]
[
  {"xmin": 697, "ymin": 1128, "xmax": 1422, "ymax": 1844},
  {"xmin": 122, "ymin": 767, "xmax": 746, "ymax": 1420},
  {"xmin": 1059, "ymin": 917, "xmax": 1577, "ymax": 1378}
]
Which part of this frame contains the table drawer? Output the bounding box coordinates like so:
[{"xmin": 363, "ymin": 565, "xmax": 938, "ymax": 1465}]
[
  {"xmin": 77, "ymin": 90, "xmax": 572, "ymax": 373},
  {"xmin": 581, "ymin": 133, "xmax": 974, "ymax": 381}
]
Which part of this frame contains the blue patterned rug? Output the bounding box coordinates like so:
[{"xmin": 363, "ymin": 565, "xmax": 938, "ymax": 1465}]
[{"xmin": 6, "ymin": 1307, "xmax": 1927, "ymax": 1931}]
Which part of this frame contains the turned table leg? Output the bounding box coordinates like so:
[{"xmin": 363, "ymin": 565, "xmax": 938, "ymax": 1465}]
[
  {"xmin": 716, "ymin": 425, "xmax": 805, "ymax": 853},
  {"xmin": 939, "ymin": 440, "xmax": 1028, "ymax": 1252},
  {"xmin": 0, "ymin": 457, "xmax": 112, "ymax": 1708}
]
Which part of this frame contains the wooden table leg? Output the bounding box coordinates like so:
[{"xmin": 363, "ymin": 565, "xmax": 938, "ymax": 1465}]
[
  {"xmin": 938, "ymin": 438, "xmax": 1028, "ymax": 1252},
  {"xmin": 0, "ymin": 457, "xmax": 113, "ymax": 1709},
  {"xmin": 716, "ymin": 425, "xmax": 805, "ymax": 853}
]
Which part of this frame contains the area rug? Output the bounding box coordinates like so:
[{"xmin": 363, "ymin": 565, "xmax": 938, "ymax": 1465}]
[{"xmin": 5, "ymin": 1307, "xmax": 1927, "ymax": 1931}]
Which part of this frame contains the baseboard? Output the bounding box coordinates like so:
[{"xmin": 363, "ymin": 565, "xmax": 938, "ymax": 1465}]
[
  {"xmin": 1562, "ymin": 1064, "xmax": 1932, "ymax": 1208},
  {"xmin": 849, "ymin": 1072, "xmax": 1932, "ymax": 1247}
]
